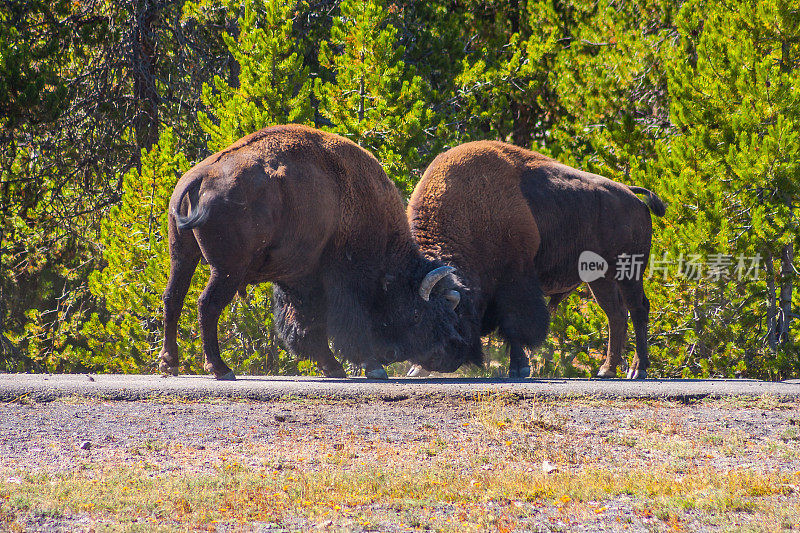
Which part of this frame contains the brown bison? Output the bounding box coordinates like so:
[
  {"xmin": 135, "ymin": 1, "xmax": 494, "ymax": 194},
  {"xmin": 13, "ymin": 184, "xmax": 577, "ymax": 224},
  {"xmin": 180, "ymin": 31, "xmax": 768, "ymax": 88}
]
[
  {"xmin": 407, "ymin": 141, "xmax": 665, "ymax": 379},
  {"xmin": 159, "ymin": 125, "xmax": 469, "ymax": 380}
]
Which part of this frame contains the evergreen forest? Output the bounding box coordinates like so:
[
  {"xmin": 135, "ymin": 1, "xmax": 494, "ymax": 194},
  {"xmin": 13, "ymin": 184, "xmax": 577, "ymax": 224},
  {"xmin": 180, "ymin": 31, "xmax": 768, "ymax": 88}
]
[{"xmin": 2, "ymin": 0, "xmax": 799, "ymax": 379}]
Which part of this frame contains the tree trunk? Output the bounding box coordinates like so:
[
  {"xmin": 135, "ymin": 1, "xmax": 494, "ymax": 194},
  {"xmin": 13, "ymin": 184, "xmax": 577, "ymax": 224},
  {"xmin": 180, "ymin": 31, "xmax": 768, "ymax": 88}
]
[
  {"xmin": 0, "ymin": 179, "xmax": 7, "ymax": 357},
  {"xmin": 776, "ymin": 42, "xmax": 794, "ymax": 348},
  {"xmin": 778, "ymin": 243, "xmax": 793, "ymax": 345},
  {"xmin": 0, "ymin": 137, "xmax": 15, "ymax": 364},
  {"xmin": 226, "ymin": 16, "xmax": 240, "ymax": 90},
  {"xmin": 691, "ymin": 286, "xmax": 708, "ymax": 362},
  {"xmin": 509, "ymin": 0, "xmax": 520, "ymax": 34},
  {"xmin": 511, "ymin": 100, "xmax": 532, "ymax": 147},
  {"xmin": 765, "ymin": 252, "xmax": 778, "ymax": 352},
  {"xmin": 358, "ymin": 67, "xmax": 365, "ymax": 123},
  {"xmin": 133, "ymin": 0, "xmax": 161, "ymax": 161}
]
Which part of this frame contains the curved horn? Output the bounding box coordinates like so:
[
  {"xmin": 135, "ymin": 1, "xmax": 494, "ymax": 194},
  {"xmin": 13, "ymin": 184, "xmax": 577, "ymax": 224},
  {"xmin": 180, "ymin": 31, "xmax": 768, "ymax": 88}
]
[
  {"xmin": 444, "ymin": 289, "xmax": 461, "ymax": 310},
  {"xmin": 419, "ymin": 266, "xmax": 456, "ymax": 301}
]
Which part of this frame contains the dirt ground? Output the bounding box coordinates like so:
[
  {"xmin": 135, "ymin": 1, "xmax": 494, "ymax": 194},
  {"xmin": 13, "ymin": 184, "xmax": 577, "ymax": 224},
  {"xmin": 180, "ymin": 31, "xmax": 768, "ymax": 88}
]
[{"xmin": 1, "ymin": 394, "xmax": 799, "ymax": 532}]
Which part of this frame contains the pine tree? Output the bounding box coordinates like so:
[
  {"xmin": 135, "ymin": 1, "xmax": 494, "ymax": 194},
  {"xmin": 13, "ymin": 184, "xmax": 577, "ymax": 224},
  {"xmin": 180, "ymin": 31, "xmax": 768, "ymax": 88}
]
[
  {"xmin": 81, "ymin": 130, "xmax": 194, "ymax": 372},
  {"xmin": 196, "ymin": 0, "xmax": 312, "ymax": 150},
  {"xmin": 660, "ymin": 0, "xmax": 800, "ymax": 378},
  {"xmin": 1, "ymin": 0, "xmax": 133, "ymax": 371},
  {"xmin": 79, "ymin": 0, "xmax": 317, "ymax": 376},
  {"xmin": 315, "ymin": 0, "xmax": 434, "ymax": 195},
  {"xmin": 452, "ymin": 0, "xmax": 567, "ymax": 149}
]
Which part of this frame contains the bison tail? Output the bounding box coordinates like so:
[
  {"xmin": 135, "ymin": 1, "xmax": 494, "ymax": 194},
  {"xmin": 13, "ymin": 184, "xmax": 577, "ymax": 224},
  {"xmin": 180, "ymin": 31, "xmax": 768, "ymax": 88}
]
[
  {"xmin": 174, "ymin": 204, "xmax": 209, "ymax": 230},
  {"xmin": 629, "ymin": 186, "xmax": 666, "ymax": 217},
  {"xmin": 172, "ymin": 173, "xmax": 209, "ymax": 230}
]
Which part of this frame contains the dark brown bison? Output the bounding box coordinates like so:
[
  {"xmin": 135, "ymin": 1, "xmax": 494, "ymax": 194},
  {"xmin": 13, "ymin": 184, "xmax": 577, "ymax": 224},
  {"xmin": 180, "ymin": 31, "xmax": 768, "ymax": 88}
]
[
  {"xmin": 407, "ymin": 140, "xmax": 665, "ymax": 379},
  {"xmin": 159, "ymin": 125, "xmax": 469, "ymax": 380}
]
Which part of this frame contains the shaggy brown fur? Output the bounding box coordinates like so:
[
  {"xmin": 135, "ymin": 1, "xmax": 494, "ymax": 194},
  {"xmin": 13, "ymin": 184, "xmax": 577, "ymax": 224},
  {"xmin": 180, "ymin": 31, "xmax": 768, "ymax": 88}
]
[
  {"xmin": 409, "ymin": 141, "xmax": 665, "ymax": 379},
  {"xmin": 160, "ymin": 125, "xmax": 469, "ymax": 380}
]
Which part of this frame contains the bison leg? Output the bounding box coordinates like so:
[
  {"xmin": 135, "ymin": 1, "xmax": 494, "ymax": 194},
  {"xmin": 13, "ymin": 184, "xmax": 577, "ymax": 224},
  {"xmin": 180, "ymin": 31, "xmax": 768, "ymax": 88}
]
[
  {"xmin": 273, "ymin": 285, "xmax": 347, "ymax": 378},
  {"xmin": 300, "ymin": 328, "xmax": 348, "ymax": 378},
  {"xmin": 547, "ymin": 290, "xmax": 573, "ymax": 315},
  {"xmin": 540, "ymin": 290, "xmax": 574, "ymax": 374},
  {"xmin": 588, "ymin": 279, "xmax": 628, "ymax": 378},
  {"xmin": 494, "ymin": 273, "xmax": 549, "ymax": 379},
  {"xmin": 508, "ymin": 342, "xmax": 530, "ymax": 379},
  {"xmin": 198, "ymin": 270, "xmax": 242, "ymax": 380},
  {"xmin": 159, "ymin": 229, "xmax": 201, "ymax": 376},
  {"xmin": 619, "ymin": 281, "xmax": 650, "ymax": 380}
]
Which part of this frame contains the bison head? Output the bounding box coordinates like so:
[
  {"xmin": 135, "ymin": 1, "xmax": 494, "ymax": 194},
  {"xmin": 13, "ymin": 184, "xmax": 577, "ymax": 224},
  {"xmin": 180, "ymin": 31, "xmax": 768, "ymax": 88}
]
[{"xmin": 373, "ymin": 262, "xmax": 476, "ymax": 373}]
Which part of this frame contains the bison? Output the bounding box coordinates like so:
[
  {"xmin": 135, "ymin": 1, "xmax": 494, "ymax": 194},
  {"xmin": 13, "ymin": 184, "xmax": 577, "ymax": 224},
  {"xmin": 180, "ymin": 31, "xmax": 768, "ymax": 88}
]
[
  {"xmin": 159, "ymin": 125, "xmax": 469, "ymax": 380},
  {"xmin": 407, "ymin": 141, "xmax": 665, "ymax": 379}
]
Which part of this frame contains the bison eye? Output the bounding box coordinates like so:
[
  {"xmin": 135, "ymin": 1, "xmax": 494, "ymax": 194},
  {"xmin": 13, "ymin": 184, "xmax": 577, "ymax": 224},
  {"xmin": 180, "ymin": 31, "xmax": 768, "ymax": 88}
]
[{"xmin": 412, "ymin": 309, "xmax": 421, "ymax": 324}]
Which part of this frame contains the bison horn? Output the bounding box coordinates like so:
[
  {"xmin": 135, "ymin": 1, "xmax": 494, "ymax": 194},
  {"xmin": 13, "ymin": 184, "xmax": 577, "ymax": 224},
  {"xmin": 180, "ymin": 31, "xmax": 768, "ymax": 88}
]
[
  {"xmin": 419, "ymin": 266, "xmax": 456, "ymax": 301},
  {"xmin": 444, "ymin": 289, "xmax": 461, "ymax": 310}
]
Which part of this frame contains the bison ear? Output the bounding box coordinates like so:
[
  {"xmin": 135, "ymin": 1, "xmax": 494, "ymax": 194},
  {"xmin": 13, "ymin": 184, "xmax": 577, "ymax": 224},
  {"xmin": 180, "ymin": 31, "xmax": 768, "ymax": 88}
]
[
  {"xmin": 444, "ymin": 289, "xmax": 461, "ymax": 311},
  {"xmin": 382, "ymin": 273, "xmax": 396, "ymax": 292}
]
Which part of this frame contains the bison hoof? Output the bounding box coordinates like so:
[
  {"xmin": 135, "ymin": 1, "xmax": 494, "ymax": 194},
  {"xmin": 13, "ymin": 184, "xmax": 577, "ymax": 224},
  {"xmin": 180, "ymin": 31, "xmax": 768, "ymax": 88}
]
[
  {"xmin": 365, "ymin": 367, "xmax": 389, "ymax": 380},
  {"xmin": 596, "ymin": 366, "xmax": 617, "ymax": 379},
  {"xmin": 158, "ymin": 360, "xmax": 179, "ymax": 377},
  {"xmin": 406, "ymin": 365, "xmax": 429, "ymax": 378},
  {"xmin": 215, "ymin": 370, "xmax": 237, "ymax": 381},
  {"xmin": 626, "ymin": 368, "xmax": 647, "ymax": 380},
  {"xmin": 509, "ymin": 366, "xmax": 530, "ymax": 379}
]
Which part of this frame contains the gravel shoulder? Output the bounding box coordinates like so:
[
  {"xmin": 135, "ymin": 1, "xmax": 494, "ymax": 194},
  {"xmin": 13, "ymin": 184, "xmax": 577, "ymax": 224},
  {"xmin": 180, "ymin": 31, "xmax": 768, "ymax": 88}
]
[{"xmin": 1, "ymin": 374, "xmax": 799, "ymax": 403}]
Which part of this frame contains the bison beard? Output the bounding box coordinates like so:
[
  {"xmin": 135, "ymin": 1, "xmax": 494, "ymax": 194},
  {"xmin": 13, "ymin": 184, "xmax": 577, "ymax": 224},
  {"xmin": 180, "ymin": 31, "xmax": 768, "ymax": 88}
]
[
  {"xmin": 159, "ymin": 125, "xmax": 469, "ymax": 380},
  {"xmin": 408, "ymin": 141, "xmax": 665, "ymax": 379}
]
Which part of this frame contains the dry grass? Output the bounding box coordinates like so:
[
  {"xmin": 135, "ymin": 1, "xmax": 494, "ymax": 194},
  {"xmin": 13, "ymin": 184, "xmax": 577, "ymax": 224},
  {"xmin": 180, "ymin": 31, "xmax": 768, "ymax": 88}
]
[
  {"xmin": 2, "ymin": 459, "xmax": 798, "ymax": 532},
  {"xmin": 1, "ymin": 394, "xmax": 799, "ymax": 531},
  {"xmin": 474, "ymin": 392, "xmax": 568, "ymax": 435}
]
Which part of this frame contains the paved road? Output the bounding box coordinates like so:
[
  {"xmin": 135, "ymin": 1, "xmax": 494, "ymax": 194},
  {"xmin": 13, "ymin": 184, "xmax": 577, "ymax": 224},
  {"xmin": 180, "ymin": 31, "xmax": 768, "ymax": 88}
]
[{"xmin": 1, "ymin": 373, "xmax": 799, "ymax": 402}]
